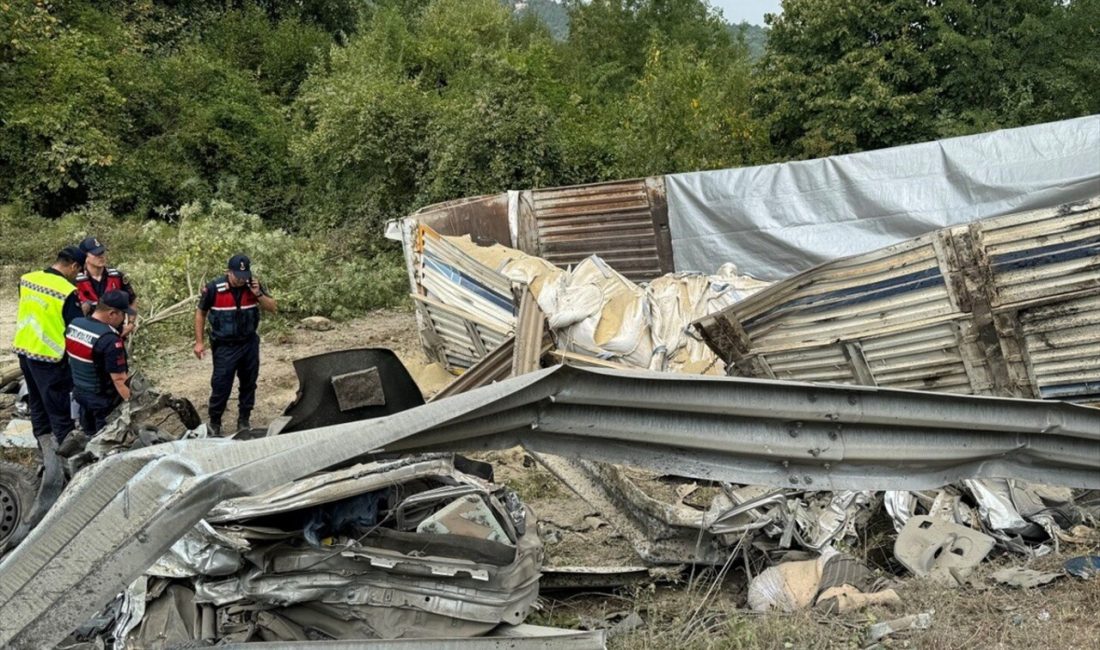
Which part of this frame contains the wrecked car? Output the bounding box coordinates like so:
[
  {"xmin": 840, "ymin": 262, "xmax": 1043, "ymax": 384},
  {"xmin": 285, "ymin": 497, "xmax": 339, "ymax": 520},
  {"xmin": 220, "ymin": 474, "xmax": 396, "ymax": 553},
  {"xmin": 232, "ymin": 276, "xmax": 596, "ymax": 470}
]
[{"xmin": 0, "ymin": 350, "xmax": 545, "ymax": 648}]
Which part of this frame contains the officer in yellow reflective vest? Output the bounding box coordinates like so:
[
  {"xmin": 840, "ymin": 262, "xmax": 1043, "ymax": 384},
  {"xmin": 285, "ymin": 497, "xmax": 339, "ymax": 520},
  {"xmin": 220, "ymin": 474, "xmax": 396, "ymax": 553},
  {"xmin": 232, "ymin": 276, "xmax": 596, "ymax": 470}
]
[{"xmin": 12, "ymin": 246, "xmax": 86, "ymax": 445}]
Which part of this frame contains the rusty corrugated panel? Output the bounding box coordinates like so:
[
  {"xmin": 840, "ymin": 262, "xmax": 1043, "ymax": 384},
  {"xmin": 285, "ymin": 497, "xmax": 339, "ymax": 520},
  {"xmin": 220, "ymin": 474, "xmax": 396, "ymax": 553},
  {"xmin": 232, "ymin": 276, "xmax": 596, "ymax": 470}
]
[
  {"xmin": 519, "ymin": 178, "xmax": 671, "ymax": 282},
  {"xmin": 511, "ymin": 285, "xmax": 545, "ymax": 377},
  {"xmin": 694, "ymin": 198, "xmax": 1100, "ymax": 402},
  {"xmin": 411, "ymin": 193, "xmax": 512, "ymax": 246}
]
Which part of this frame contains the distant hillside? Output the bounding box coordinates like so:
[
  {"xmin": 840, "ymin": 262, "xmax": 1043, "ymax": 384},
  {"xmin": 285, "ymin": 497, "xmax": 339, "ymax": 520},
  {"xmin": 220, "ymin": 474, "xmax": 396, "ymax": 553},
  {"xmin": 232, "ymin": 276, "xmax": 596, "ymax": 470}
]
[
  {"xmin": 507, "ymin": 1, "xmax": 768, "ymax": 53},
  {"xmin": 731, "ymin": 22, "xmax": 768, "ymax": 60},
  {"xmin": 510, "ymin": 0, "xmax": 570, "ymax": 40}
]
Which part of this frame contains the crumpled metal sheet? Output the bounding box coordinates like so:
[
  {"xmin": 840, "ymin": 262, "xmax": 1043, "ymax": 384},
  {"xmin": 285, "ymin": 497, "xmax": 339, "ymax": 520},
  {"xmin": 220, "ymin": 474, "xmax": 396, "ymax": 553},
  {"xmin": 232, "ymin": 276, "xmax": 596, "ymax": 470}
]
[
  {"xmin": 205, "ymin": 456, "xmax": 464, "ymax": 523},
  {"xmin": 210, "ymin": 623, "xmax": 607, "ymax": 649},
  {"xmin": 884, "ymin": 479, "xmax": 1087, "ymax": 555},
  {"xmin": 3, "ymin": 365, "xmax": 1100, "ymax": 648},
  {"xmin": 116, "ymin": 453, "xmax": 538, "ymax": 647},
  {"xmin": 147, "ymin": 521, "xmax": 246, "ymax": 579}
]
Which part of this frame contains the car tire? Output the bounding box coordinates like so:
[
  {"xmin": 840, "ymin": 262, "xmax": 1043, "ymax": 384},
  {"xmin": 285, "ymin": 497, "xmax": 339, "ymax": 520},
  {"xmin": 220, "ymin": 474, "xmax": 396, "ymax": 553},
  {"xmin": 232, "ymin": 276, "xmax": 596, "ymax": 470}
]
[{"xmin": 0, "ymin": 460, "xmax": 40, "ymax": 549}]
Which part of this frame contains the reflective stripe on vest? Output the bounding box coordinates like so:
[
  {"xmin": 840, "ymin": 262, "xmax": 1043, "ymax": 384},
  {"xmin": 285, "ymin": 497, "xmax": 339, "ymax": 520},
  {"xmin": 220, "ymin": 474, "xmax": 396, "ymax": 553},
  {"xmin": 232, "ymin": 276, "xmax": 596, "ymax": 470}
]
[
  {"xmin": 65, "ymin": 317, "xmax": 116, "ymax": 394},
  {"xmin": 13, "ymin": 270, "xmax": 75, "ymax": 362}
]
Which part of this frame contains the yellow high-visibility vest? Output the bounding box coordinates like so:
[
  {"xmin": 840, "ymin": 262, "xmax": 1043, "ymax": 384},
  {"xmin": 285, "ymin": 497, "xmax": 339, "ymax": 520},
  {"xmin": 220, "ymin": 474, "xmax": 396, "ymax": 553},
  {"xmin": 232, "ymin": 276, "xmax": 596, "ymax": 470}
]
[{"xmin": 12, "ymin": 270, "xmax": 75, "ymax": 362}]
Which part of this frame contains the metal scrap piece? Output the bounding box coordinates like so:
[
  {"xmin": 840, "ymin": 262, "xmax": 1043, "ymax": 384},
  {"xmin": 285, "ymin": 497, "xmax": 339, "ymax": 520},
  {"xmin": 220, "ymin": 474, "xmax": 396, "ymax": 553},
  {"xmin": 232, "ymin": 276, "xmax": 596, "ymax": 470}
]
[
  {"xmin": 331, "ymin": 367, "xmax": 386, "ymax": 411},
  {"xmin": 894, "ymin": 515, "xmax": 995, "ymax": 584},
  {"xmin": 2, "ymin": 366, "xmax": 1099, "ymax": 648},
  {"xmin": 210, "ymin": 623, "xmax": 607, "ymax": 649}
]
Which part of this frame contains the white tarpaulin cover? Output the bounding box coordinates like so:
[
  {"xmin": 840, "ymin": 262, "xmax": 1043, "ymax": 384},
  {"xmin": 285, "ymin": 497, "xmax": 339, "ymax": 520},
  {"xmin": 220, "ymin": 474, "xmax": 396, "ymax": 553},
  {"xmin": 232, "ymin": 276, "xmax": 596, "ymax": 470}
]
[{"xmin": 666, "ymin": 115, "xmax": 1100, "ymax": 280}]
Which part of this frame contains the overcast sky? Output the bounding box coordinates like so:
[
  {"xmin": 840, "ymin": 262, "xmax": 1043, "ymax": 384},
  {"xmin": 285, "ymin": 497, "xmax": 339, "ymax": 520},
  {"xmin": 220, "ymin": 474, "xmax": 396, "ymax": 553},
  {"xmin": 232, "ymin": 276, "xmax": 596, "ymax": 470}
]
[{"xmin": 710, "ymin": 0, "xmax": 782, "ymax": 26}]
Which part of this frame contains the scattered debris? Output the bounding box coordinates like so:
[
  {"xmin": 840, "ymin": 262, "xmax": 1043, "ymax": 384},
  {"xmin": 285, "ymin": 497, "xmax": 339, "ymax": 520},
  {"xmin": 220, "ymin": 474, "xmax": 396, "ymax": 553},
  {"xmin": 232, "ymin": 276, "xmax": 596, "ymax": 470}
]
[
  {"xmin": 991, "ymin": 567, "xmax": 1063, "ymax": 589},
  {"xmin": 866, "ymin": 610, "xmax": 935, "ymax": 644},
  {"xmin": 1, "ymin": 418, "xmax": 34, "ymax": 448},
  {"xmin": 746, "ymin": 548, "xmax": 895, "ymax": 613},
  {"xmin": 298, "ymin": 315, "xmax": 334, "ymax": 331},
  {"xmin": 816, "ymin": 585, "xmax": 901, "ymax": 614},
  {"xmin": 1063, "ymin": 555, "xmax": 1100, "ymax": 579},
  {"xmin": 894, "ymin": 516, "xmax": 995, "ymax": 585}
]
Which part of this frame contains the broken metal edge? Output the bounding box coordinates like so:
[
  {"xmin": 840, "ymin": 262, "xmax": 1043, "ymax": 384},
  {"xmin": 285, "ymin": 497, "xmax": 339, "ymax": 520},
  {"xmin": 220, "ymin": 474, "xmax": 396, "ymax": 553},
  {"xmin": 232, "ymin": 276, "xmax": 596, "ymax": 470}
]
[
  {"xmin": 3, "ymin": 365, "xmax": 1099, "ymax": 648},
  {"xmin": 206, "ymin": 624, "xmax": 607, "ymax": 649}
]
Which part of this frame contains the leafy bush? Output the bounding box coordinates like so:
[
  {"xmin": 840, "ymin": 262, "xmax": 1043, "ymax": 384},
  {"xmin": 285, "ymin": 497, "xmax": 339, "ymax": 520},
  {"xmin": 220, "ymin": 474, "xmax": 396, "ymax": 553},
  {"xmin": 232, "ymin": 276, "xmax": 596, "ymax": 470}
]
[
  {"xmin": 123, "ymin": 201, "xmax": 408, "ymax": 320},
  {"xmin": 1, "ymin": 200, "xmax": 409, "ymax": 353}
]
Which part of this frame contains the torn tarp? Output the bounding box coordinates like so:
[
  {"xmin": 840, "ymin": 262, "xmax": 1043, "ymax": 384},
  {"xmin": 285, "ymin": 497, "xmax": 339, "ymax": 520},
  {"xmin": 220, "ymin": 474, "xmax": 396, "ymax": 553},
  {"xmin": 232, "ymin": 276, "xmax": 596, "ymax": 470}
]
[{"xmin": 666, "ymin": 115, "xmax": 1100, "ymax": 280}]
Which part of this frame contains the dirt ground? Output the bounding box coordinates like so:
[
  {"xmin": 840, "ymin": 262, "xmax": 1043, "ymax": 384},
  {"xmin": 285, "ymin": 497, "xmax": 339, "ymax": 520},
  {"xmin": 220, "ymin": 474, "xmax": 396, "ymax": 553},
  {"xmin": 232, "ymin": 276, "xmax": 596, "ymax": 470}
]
[
  {"xmin": 138, "ymin": 307, "xmax": 453, "ymax": 425},
  {"xmin": 3, "ymin": 285, "xmax": 1100, "ymax": 648}
]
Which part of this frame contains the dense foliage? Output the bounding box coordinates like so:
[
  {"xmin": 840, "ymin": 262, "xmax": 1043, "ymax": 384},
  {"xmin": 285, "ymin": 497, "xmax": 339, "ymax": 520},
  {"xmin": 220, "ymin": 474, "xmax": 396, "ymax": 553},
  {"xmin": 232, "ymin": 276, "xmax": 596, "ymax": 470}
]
[{"xmin": 2, "ymin": 0, "xmax": 1097, "ymax": 315}]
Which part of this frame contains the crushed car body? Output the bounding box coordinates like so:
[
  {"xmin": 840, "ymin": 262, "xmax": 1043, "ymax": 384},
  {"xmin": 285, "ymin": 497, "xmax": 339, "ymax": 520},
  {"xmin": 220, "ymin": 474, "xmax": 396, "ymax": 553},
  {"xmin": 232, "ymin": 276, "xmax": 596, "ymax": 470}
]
[{"xmin": 2, "ymin": 364, "xmax": 1100, "ymax": 647}]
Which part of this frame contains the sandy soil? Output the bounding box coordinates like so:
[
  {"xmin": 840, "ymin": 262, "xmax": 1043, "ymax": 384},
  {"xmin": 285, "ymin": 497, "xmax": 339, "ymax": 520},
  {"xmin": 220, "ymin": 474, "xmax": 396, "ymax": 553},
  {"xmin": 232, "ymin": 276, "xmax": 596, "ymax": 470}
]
[{"xmin": 138, "ymin": 307, "xmax": 452, "ymax": 426}]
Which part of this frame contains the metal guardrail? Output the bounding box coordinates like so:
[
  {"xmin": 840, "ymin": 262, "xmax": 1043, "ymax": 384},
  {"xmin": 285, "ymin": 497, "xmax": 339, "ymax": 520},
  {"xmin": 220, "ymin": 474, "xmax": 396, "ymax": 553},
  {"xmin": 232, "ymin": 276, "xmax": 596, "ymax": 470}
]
[{"xmin": 2, "ymin": 365, "xmax": 1098, "ymax": 648}]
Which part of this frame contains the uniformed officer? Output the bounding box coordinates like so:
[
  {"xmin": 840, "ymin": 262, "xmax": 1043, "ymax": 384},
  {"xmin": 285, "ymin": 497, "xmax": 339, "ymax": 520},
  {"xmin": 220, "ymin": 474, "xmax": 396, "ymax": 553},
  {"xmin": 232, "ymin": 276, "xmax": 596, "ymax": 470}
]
[
  {"xmin": 12, "ymin": 246, "xmax": 86, "ymax": 445},
  {"xmin": 75, "ymin": 236, "xmax": 137, "ymax": 338},
  {"xmin": 194, "ymin": 254, "xmax": 276, "ymax": 435},
  {"xmin": 65, "ymin": 290, "xmax": 134, "ymax": 436}
]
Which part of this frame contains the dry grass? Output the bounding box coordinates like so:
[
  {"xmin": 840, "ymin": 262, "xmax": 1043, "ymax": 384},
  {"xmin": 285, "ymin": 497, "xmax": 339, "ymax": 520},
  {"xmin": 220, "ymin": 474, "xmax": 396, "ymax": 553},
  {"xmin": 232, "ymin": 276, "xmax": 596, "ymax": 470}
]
[
  {"xmin": 0, "ymin": 446, "xmax": 41, "ymax": 469},
  {"xmin": 532, "ymin": 550, "xmax": 1100, "ymax": 650}
]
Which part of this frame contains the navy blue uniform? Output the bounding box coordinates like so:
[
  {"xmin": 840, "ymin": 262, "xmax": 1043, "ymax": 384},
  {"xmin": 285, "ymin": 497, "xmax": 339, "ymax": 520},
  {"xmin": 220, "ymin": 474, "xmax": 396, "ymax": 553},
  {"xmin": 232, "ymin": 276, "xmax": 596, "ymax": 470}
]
[
  {"xmin": 65, "ymin": 316, "xmax": 128, "ymax": 435},
  {"xmin": 198, "ymin": 277, "xmax": 266, "ymax": 426}
]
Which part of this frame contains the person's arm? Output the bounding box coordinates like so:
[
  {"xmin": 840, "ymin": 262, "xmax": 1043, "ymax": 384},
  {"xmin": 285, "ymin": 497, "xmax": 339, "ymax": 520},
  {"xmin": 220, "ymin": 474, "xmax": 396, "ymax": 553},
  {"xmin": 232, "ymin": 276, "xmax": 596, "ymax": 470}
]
[
  {"xmin": 120, "ymin": 315, "xmax": 135, "ymax": 339},
  {"xmin": 103, "ymin": 338, "xmax": 131, "ymax": 400},
  {"xmin": 120, "ymin": 274, "xmax": 137, "ymax": 338},
  {"xmin": 110, "ymin": 372, "xmax": 131, "ymax": 401},
  {"xmin": 249, "ymin": 278, "xmax": 277, "ymax": 313},
  {"xmin": 62, "ymin": 293, "xmax": 83, "ymax": 326},
  {"xmin": 121, "ymin": 274, "xmax": 137, "ymax": 307},
  {"xmin": 194, "ymin": 309, "xmax": 207, "ymax": 359},
  {"xmin": 194, "ymin": 284, "xmax": 212, "ymax": 359}
]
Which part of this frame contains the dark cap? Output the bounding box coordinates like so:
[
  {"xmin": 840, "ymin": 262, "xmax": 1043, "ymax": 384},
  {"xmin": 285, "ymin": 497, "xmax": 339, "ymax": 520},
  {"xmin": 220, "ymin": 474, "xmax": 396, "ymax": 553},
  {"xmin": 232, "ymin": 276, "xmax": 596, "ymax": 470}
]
[
  {"xmin": 59, "ymin": 246, "xmax": 87, "ymax": 266},
  {"xmin": 228, "ymin": 254, "xmax": 252, "ymax": 280},
  {"xmin": 79, "ymin": 236, "xmax": 106, "ymax": 256},
  {"xmin": 100, "ymin": 290, "xmax": 135, "ymax": 316}
]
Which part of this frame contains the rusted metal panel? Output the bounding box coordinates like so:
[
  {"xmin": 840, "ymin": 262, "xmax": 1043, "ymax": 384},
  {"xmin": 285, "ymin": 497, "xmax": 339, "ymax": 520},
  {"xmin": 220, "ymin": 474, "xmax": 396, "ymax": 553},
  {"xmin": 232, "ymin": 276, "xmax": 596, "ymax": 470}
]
[
  {"xmin": 646, "ymin": 177, "xmax": 675, "ymax": 273},
  {"xmin": 511, "ymin": 285, "xmax": 546, "ymax": 377},
  {"xmin": 695, "ymin": 198, "xmax": 1100, "ymax": 402},
  {"xmin": 518, "ymin": 178, "xmax": 669, "ymax": 282},
  {"xmin": 411, "ymin": 194, "xmax": 512, "ymax": 247}
]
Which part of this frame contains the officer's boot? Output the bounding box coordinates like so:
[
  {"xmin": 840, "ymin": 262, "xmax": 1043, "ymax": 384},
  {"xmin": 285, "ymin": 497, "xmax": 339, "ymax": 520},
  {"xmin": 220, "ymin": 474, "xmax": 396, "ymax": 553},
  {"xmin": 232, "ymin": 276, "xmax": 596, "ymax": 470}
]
[
  {"xmin": 236, "ymin": 412, "xmax": 251, "ymax": 435},
  {"xmin": 208, "ymin": 417, "xmax": 222, "ymax": 437}
]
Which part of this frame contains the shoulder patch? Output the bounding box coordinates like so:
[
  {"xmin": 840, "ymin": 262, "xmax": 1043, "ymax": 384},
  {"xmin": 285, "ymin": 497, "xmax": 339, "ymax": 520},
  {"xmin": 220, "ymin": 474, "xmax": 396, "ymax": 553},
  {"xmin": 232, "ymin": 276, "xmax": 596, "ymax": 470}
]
[{"xmin": 115, "ymin": 341, "xmax": 125, "ymax": 349}]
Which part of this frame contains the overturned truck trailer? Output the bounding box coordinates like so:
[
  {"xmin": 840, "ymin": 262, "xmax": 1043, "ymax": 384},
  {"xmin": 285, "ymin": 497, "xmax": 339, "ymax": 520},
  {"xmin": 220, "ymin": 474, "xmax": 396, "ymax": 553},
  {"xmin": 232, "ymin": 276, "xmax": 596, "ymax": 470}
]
[
  {"xmin": 385, "ymin": 118, "xmax": 1100, "ymax": 573},
  {"xmin": 389, "ymin": 115, "xmax": 1100, "ymax": 376}
]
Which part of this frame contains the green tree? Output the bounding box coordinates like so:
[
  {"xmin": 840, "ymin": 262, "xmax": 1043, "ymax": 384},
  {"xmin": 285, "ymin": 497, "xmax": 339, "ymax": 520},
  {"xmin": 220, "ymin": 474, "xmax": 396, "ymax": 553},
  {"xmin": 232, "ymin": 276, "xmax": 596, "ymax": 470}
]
[
  {"xmin": 112, "ymin": 45, "xmax": 298, "ymax": 220},
  {"xmin": 292, "ymin": 8, "xmax": 431, "ymax": 233},
  {"xmin": 615, "ymin": 44, "xmax": 769, "ymax": 175},
  {"xmin": 756, "ymin": 0, "xmax": 1099, "ymax": 159},
  {"xmin": 563, "ymin": 0, "xmax": 734, "ymax": 95},
  {"xmin": 0, "ymin": 3, "xmax": 136, "ymax": 216},
  {"xmin": 201, "ymin": 6, "xmax": 331, "ymax": 102}
]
